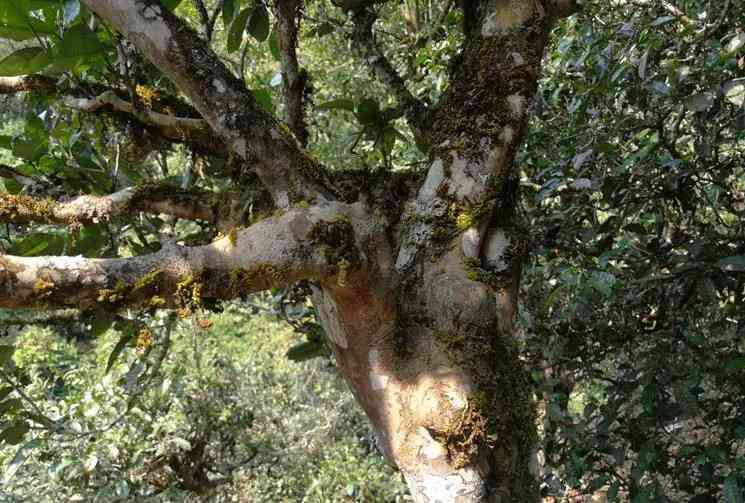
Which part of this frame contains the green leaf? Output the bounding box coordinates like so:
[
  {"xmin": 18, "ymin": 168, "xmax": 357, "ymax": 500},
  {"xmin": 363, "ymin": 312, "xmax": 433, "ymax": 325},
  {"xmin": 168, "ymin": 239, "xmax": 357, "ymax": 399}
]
[
  {"xmin": 63, "ymin": 0, "xmax": 80, "ymax": 26},
  {"xmin": 0, "ymin": 2, "xmax": 56, "ymax": 41},
  {"xmin": 317, "ymin": 99, "xmax": 355, "ymax": 111},
  {"xmin": 222, "ymin": 0, "xmax": 238, "ymax": 28},
  {"xmin": 58, "ymin": 22, "xmax": 102, "ymax": 55},
  {"xmin": 0, "ymin": 398, "xmax": 23, "ymax": 416},
  {"xmin": 76, "ymin": 224, "xmax": 107, "ymax": 257},
  {"xmin": 268, "ymin": 28, "xmax": 280, "ymax": 61},
  {"xmin": 286, "ymin": 340, "xmax": 327, "ymax": 362},
  {"xmin": 0, "ymin": 26, "xmax": 36, "ymax": 41},
  {"xmin": 247, "ymin": 5, "xmax": 270, "ymax": 42},
  {"xmin": 89, "ymin": 317, "xmax": 114, "ymax": 337},
  {"xmin": 12, "ymin": 139, "xmax": 47, "ymax": 161},
  {"xmin": 105, "ymin": 330, "xmax": 135, "ymax": 373},
  {"xmin": 0, "ymin": 421, "xmax": 30, "ymax": 445},
  {"xmin": 355, "ymin": 98, "xmax": 380, "ymax": 126},
  {"xmin": 227, "ymin": 7, "xmax": 251, "ymax": 53},
  {"xmin": 251, "ymin": 88, "xmax": 273, "ymax": 113},
  {"xmin": 161, "ymin": 0, "xmax": 183, "ymax": 11},
  {"xmin": 0, "ymin": 345, "xmax": 14, "ymax": 367},
  {"xmin": 2, "ymin": 178, "xmax": 23, "ymax": 194},
  {"xmin": 8, "ymin": 232, "xmax": 66, "ymax": 257},
  {"xmin": 0, "ymin": 386, "xmax": 13, "ymax": 402},
  {"xmin": 0, "ymin": 47, "xmax": 51, "ymax": 76}
]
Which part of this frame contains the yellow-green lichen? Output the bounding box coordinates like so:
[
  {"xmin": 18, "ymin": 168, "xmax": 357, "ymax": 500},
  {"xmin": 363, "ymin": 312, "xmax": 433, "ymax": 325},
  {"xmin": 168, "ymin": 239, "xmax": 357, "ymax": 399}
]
[
  {"xmin": 0, "ymin": 194, "xmax": 59, "ymax": 224},
  {"xmin": 33, "ymin": 278, "xmax": 55, "ymax": 296},
  {"xmin": 97, "ymin": 270, "xmax": 164, "ymax": 307}
]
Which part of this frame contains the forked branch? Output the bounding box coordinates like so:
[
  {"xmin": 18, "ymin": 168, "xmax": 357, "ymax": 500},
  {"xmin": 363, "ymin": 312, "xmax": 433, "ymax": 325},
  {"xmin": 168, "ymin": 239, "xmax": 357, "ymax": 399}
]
[
  {"xmin": 1, "ymin": 75, "xmax": 226, "ymax": 156},
  {"xmin": 64, "ymin": 91, "xmax": 207, "ymax": 132},
  {"xmin": 82, "ymin": 0, "xmax": 333, "ymax": 206}
]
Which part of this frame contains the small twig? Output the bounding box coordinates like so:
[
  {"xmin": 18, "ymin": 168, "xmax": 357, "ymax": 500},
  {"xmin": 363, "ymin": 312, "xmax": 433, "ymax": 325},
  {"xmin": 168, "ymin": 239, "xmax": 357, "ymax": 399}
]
[
  {"xmin": 349, "ymin": 7, "xmax": 430, "ymax": 145},
  {"xmin": 0, "ymin": 368, "xmax": 57, "ymax": 427},
  {"xmin": 192, "ymin": 0, "xmax": 211, "ymax": 38},
  {"xmin": 275, "ymin": 0, "xmax": 310, "ymax": 146}
]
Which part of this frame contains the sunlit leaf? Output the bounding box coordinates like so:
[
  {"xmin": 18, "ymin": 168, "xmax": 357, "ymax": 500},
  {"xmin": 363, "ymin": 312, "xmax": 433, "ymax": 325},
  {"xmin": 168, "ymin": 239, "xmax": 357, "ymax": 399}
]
[
  {"xmin": 0, "ymin": 47, "xmax": 51, "ymax": 76},
  {"xmin": 227, "ymin": 7, "xmax": 250, "ymax": 53}
]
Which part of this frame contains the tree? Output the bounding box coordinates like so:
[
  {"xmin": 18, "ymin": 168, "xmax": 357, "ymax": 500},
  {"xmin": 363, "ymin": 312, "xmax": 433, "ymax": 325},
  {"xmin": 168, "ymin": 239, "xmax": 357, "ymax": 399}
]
[
  {"xmin": 1, "ymin": 0, "xmax": 744, "ymax": 501},
  {"xmin": 0, "ymin": 0, "xmax": 576, "ymax": 499}
]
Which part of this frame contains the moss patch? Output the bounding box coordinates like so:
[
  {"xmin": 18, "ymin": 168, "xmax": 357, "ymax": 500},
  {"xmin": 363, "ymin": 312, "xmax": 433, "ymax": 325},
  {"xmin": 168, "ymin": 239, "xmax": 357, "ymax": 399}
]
[
  {"xmin": 432, "ymin": 322, "xmax": 539, "ymax": 499},
  {"xmin": 308, "ymin": 215, "xmax": 359, "ymax": 268},
  {"xmin": 0, "ymin": 194, "xmax": 59, "ymax": 224},
  {"xmin": 97, "ymin": 270, "xmax": 165, "ymax": 308}
]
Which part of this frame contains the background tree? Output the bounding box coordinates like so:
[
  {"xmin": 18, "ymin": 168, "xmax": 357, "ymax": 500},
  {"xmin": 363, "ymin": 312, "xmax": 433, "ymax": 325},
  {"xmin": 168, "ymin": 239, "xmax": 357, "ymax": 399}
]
[{"xmin": 0, "ymin": 0, "xmax": 743, "ymax": 502}]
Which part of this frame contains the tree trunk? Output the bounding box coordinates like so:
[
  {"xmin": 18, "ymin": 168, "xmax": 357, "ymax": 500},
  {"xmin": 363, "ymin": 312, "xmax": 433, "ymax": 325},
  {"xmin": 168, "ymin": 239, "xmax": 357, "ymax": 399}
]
[
  {"xmin": 309, "ymin": 2, "xmax": 563, "ymax": 500},
  {"xmin": 308, "ymin": 3, "xmax": 559, "ymax": 500},
  {"xmin": 313, "ymin": 237, "xmax": 537, "ymax": 502}
]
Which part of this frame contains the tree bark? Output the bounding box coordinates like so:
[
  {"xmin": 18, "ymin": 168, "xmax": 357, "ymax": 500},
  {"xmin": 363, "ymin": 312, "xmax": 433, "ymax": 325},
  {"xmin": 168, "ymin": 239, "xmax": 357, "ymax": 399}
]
[
  {"xmin": 0, "ymin": 0, "xmax": 579, "ymax": 500},
  {"xmin": 307, "ymin": 2, "xmax": 558, "ymax": 500}
]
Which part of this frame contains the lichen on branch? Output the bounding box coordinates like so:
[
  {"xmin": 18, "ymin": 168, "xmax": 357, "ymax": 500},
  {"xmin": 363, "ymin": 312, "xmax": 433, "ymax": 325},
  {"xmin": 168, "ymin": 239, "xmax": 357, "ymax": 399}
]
[
  {"xmin": 0, "ymin": 184, "xmax": 220, "ymax": 226},
  {"xmin": 0, "ymin": 202, "xmax": 369, "ymax": 310}
]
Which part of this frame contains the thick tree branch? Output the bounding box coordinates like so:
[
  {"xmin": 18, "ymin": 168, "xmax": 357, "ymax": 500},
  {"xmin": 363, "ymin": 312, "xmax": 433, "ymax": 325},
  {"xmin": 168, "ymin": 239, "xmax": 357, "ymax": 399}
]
[
  {"xmin": 81, "ymin": 0, "xmax": 333, "ymax": 206},
  {"xmin": 396, "ymin": 0, "xmax": 553, "ymax": 271},
  {"xmin": 350, "ymin": 8, "xmax": 430, "ymax": 144},
  {"xmin": 0, "ymin": 184, "xmax": 220, "ymax": 225},
  {"xmin": 0, "ymin": 202, "xmax": 364, "ymax": 310},
  {"xmin": 276, "ymin": 0, "xmax": 310, "ymax": 147}
]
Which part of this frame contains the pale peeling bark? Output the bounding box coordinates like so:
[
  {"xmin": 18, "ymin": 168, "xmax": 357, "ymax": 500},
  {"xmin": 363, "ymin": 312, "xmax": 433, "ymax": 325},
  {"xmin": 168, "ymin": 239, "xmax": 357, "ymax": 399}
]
[
  {"xmin": 397, "ymin": 0, "xmax": 551, "ymax": 272},
  {"xmin": 81, "ymin": 0, "xmax": 332, "ymax": 206},
  {"xmin": 64, "ymin": 91, "xmax": 207, "ymax": 132},
  {"xmin": 0, "ymin": 185, "xmax": 218, "ymax": 225},
  {"xmin": 0, "ymin": 202, "xmax": 376, "ymax": 310}
]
